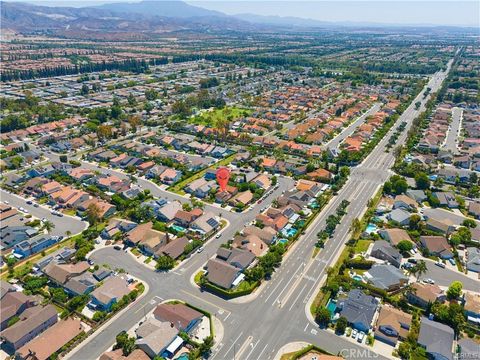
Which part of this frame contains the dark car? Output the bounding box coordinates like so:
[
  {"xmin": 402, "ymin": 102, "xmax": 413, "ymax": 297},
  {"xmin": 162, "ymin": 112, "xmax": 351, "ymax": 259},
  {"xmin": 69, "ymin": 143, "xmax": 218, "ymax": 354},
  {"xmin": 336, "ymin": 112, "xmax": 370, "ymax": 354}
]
[{"xmin": 114, "ymin": 245, "xmax": 121, "ymax": 250}]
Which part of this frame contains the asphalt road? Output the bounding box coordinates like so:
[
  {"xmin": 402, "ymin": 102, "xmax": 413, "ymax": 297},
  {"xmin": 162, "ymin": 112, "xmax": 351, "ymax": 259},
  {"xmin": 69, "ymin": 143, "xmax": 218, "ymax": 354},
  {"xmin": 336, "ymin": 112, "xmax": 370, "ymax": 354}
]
[
  {"xmin": 442, "ymin": 107, "xmax": 462, "ymax": 154},
  {"xmin": 61, "ymin": 59, "xmax": 457, "ymax": 360},
  {"xmin": 422, "ymin": 259, "xmax": 479, "ymax": 291},
  {"xmin": 0, "ymin": 189, "xmax": 87, "ymax": 238},
  {"xmin": 326, "ymin": 103, "xmax": 381, "ymax": 152}
]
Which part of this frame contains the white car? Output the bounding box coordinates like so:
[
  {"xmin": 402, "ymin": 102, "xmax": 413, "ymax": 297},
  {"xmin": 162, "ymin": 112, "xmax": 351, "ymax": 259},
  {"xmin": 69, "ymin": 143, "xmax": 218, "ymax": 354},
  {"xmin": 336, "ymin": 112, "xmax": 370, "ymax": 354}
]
[
  {"xmin": 424, "ymin": 278, "xmax": 435, "ymax": 284},
  {"xmin": 351, "ymin": 329, "xmax": 358, "ymax": 339},
  {"xmin": 4, "ymin": 200, "xmax": 9, "ymax": 205}
]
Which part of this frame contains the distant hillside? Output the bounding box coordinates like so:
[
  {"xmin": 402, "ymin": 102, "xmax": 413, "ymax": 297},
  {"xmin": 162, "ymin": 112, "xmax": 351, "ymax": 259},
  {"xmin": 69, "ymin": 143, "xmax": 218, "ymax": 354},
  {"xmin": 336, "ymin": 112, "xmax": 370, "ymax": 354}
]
[
  {"xmin": 0, "ymin": 1, "xmax": 253, "ymax": 36},
  {"xmin": 95, "ymin": 0, "xmax": 225, "ymax": 19}
]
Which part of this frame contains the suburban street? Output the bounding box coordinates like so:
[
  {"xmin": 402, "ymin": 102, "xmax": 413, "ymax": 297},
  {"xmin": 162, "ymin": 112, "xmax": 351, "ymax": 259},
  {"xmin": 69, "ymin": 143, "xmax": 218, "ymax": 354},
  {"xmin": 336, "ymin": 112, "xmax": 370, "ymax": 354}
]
[
  {"xmin": 442, "ymin": 106, "xmax": 462, "ymax": 154},
  {"xmin": 326, "ymin": 102, "xmax": 381, "ymax": 152},
  {"xmin": 0, "ymin": 189, "xmax": 87, "ymax": 238},
  {"xmin": 61, "ymin": 59, "xmax": 456, "ymax": 360}
]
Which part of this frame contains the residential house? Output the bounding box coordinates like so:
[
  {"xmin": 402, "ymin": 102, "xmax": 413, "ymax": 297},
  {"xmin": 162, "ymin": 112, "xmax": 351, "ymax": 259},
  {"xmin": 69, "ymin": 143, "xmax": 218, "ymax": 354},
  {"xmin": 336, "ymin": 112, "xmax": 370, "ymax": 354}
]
[
  {"xmin": 420, "ymin": 236, "xmax": 453, "ymax": 259},
  {"xmin": 468, "ymin": 202, "xmax": 480, "ymax": 219},
  {"xmin": 394, "ymin": 194, "xmax": 418, "ymax": 211},
  {"xmin": 387, "ymin": 209, "xmax": 411, "ymax": 226},
  {"xmin": 153, "ymin": 303, "xmax": 203, "ymax": 333},
  {"xmin": 16, "ymin": 318, "xmax": 84, "ymax": 360},
  {"xmin": 14, "ymin": 236, "xmax": 58, "ymax": 258},
  {"xmin": 425, "ymin": 218, "xmax": 456, "ymax": 235},
  {"xmin": 243, "ymin": 226, "xmax": 277, "ymax": 245},
  {"xmin": 418, "ymin": 317, "xmax": 454, "ymax": 360},
  {"xmin": 464, "ymin": 292, "xmax": 480, "ymax": 326},
  {"xmin": 205, "ymin": 259, "xmax": 240, "ymax": 289},
  {"xmin": 338, "ymin": 289, "xmax": 379, "ymax": 332},
  {"xmin": 406, "ymin": 189, "xmax": 427, "ymax": 203},
  {"xmin": 370, "ymin": 241, "xmax": 403, "ymax": 268},
  {"xmin": 0, "ymin": 305, "xmax": 58, "ymax": 351},
  {"xmin": 229, "ymin": 190, "xmax": 254, "ymax": 207},
  {"xmin": 156, "ymin": 237, "xmax": 189, "ymax": 260},
  {"xmin": 190, "ymin": 212, "xmax": 219, "ymax": 235},
  {"xmin": 374, "ymin": 305, "xmax": 412, "ymax": 346},
  {"xmin": 216, "ymin": 247, "xmax": 256, "ymax": 270},
  {"xmin": 378, "ymin": 228, "xmax": 414, "ymax": 247},
  {"xmin": 90, "ymin": 276, "xmax": 131, "ymax": 311},
  {"xmin": 135, "ymin": 318, "xmax": 179, "ymax": 359},
  {"xmin": 364, "ymin": 264, "xmax": 408, "ymax": 291},
  {"xmin": 233, "ymin": 234, "xmax": 268, "ymax": 257},
  {"xmin": 465, "ymin": 247, "xmax": 480, "ymax": 273},
  {"xmin": 159, "ymin": 168, "xmax": 182, "ymax": 185},
  {"xmin": 0, "ymin": 292, "xmax": 37, "ymax": 330},
  {"xmin": 407, "ymin": 283, "xmax": 446, "ymax": 309},
  {"xmin": 433, "ymin": 192, "xmax": 459, "ymax": 209},
  {"xmin": 156, "ymin": 201, "xmax": 183, "ymax": 223}
]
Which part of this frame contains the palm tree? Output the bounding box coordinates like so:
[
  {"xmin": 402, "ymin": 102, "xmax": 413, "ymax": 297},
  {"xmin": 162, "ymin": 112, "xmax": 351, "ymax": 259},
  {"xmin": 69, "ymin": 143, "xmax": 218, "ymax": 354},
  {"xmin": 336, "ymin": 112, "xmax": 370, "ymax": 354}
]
[
  {"xmin": 43, "ymin": 220, "xmax": 55, "ymax": 233},
  {"xmin": 415, "ymin": 260, "xmax": 427, "ymax": 281}
]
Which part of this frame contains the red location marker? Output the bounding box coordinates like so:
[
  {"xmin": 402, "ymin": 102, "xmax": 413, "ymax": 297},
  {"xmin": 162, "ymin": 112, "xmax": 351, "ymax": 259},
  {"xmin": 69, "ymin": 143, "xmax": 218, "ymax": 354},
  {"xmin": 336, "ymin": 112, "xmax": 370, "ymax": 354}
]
[{"xmin": 216, "ymin": 167, "xmax": 231, "ymax": 192}]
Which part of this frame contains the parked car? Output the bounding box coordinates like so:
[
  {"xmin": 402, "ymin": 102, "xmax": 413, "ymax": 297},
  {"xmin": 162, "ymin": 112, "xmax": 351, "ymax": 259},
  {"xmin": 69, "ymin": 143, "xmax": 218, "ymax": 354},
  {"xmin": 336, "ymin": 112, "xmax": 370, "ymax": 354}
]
[
  {"xmin": 435, "ymin": 261, "xmax": 446, "ymax": 269},
  {"xmin": 215, "ymin": 233, "xmax": 221, "ymax": 239},
  {"xmin": 357, "ymin": 332, "xmax": 365, "ymax": 343},
  {"xmin": 114, "ymin": 245, "xmax": 121, "ymax": 250},
  {"xmin": 26, "ymin": 200, "xmax": 32, "ymax": 205},
  {"xmin": 3, "ymin": 200, "xmax": 9, "ymax": 205},
  {"xmin": 424, "ymin": 278, "xmax": 435, "ymax": 284},
  {"xmin": 352, "ymin": 329, "xmax": 358, "ymax": 339},
  {"xmin": 197, "ymin": 246, "xmax": 205, "ymax": 253},
  {"xmin": 448, "ymin": 258, "xmax": 456, "ymax": 266},
  {"xmin": 407, "ymin": 258, "xmax": 418, "ymax": 264}
]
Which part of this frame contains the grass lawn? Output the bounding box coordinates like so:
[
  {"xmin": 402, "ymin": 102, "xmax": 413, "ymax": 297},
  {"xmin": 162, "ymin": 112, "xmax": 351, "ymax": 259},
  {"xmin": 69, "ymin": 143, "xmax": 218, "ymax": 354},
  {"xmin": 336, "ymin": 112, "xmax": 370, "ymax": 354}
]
[
  {"xmin": 131, "ymin": 248, "xmax": 141, "ymax": 257},
  {"xmin": 354, "ymin": 239, "xmax": 372, "ymax": 253},
  {"xmin": 168, "ymin": 153, "xmax": 237, "ymax": 194},
  {"xmin": 189, "ymin": 106, "xmax": 251, "ymax": 127},
  {"xmin": 234, "ymin": 280, "xmax": 256, "ymax": 292},
  {"xmin": 194, "ymin": 271, "xmax": 204, "ymax": 285},
  {"xmin": 62, "ymin": 208, "xmax": 76, "ymax": 216}
]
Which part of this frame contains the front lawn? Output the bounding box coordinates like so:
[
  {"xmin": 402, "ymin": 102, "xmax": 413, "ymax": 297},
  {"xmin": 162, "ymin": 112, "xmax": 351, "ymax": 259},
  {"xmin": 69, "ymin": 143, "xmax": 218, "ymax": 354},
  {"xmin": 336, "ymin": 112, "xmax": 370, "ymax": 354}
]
[{"xmin": 354, "ymin": 239, "xmax": 372, "ymax": 253}]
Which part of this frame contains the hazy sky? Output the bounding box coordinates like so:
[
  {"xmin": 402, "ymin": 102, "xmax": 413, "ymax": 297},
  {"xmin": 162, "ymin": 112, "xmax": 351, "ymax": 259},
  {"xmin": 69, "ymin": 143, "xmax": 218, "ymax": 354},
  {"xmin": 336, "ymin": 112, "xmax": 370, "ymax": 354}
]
[{"xmin": 7, "ymin": 0, "xmax": 480, "ymax": 27}]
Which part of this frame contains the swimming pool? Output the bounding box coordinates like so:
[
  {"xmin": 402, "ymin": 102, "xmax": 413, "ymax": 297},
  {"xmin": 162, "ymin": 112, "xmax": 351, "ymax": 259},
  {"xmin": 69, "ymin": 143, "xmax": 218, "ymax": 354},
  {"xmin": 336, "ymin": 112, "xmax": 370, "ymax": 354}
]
[
  {"xmin": 176, "ymin": 353, "xmax": 189, "ymax": 360},
  {"xmin": 365, "ymin": 223, "xmax": 377, "ymax": 234},
  {"xmin": 352, "ymin": 275, "xmax": 363, "ymax": 282},
  {"xmin": 170, "ymin": 224, "xmax": 186, "ymax": 233},
  {"xmin": 278, "ymin": 239, "xmax": 288, "ymax": 245},
  {"xmin": 326, "ymin": 299, "xmax": 337, "ymax": 317}
]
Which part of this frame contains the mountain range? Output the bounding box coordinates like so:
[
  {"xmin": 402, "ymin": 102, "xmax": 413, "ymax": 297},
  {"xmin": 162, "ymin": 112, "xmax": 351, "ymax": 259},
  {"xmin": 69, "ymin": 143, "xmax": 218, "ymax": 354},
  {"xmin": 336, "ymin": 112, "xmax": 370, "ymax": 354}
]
[
  {"xmin": 0, "ymin": 1, "xmax": 258, "ymax": 37},
  {"xmin": 1, "ymin": 0, "xmax": 475, "ymax": 37}
]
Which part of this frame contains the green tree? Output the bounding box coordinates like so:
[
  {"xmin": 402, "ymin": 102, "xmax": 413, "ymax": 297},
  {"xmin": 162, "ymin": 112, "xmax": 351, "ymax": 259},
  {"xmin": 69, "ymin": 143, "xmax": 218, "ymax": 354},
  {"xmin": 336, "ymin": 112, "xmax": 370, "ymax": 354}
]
[
  {"xmin": 315, "ymin": 307, "xmax": 331, "ymax": 327},
  {"xmin": 409, "ymin": 214, "xmax": 421, "ymax": 230},
  {"xmin": 335, "ymin": 316, "xmax": 348, "ymax": 334},
  {"xmin": 462, "ymin": 219, "xmax": 477, "ymax": 228},
  {"xmin": 415, "ymin": 172, "xmax": 430, "ymax": 190},
  {"xmin": 156, "ymin": 255, "xmax": 175, "ymax": 271},
  {"xmin": 397, "ymin": 240, "xmax": 413, "ymax": 254},
  {"xmin": 446, "ymin": 281, "xmax": 463, "ymax": 300}
]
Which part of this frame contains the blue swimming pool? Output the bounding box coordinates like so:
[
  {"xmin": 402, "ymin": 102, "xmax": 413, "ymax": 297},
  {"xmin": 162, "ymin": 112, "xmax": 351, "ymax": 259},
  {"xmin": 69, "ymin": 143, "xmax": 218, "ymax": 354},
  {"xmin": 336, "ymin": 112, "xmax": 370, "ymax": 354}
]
[
  {"xmin": 170, "ymin": 224, "xmax": 186, "ymax": 233},
  {"xmin": 177, "ymin": 354, "xmax": 189, "ymax": 360},
  {"xmin": 352, "ymin": 274, "xmax": 363, "ymax": 282},
  {"xmin": 326, "ymin": 299, "xmax": 337, "ymax": 317},
  {"xmin": 278, "ymin": 239, "xmax": 288, "ymax": 245},
  {"xmin": 365, "ymin": 223, "xmax": 377, "ymax": 234}
]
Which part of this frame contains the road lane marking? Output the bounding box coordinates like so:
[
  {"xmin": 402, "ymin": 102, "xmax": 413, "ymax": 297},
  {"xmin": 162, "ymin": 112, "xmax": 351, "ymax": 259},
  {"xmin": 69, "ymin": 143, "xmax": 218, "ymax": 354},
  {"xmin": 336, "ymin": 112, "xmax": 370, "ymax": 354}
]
[
  {"xmin": 244, "ymin": 339, "xmax": 260, "ymax": 360},
  {"xmin": 235, "ymin": 335, "xmax": 253, "ymax": 360},
  {"xmin": 180, "ymin": 290, "xmax": 230, "ymax": 315},
  {"xmin": 215, "ymin": 331, "xmax": 243, "ymax": 360}
]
